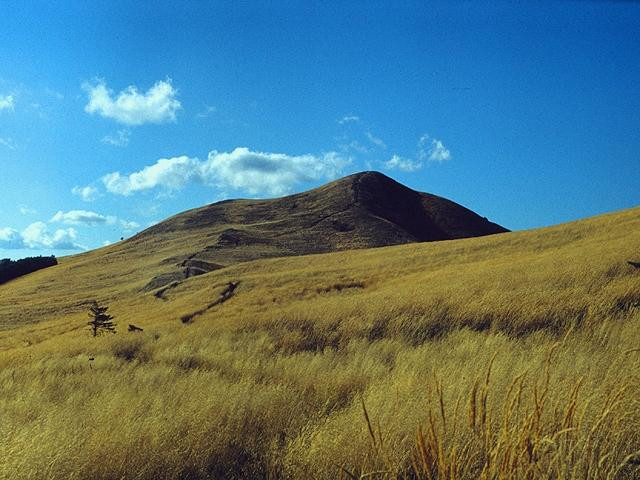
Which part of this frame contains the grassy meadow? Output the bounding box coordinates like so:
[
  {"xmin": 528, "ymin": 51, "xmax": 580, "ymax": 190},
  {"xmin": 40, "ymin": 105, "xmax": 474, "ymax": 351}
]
[{"xmin": 0, "ymin": 206, "xmax": 639, "ymax": 479}]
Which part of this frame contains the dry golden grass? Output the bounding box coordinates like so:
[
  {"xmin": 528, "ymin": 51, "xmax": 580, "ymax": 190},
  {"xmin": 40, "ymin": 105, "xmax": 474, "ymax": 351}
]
[{"xmin": 0, "ymin": 206, "xmax": 639, "ymax": 479}]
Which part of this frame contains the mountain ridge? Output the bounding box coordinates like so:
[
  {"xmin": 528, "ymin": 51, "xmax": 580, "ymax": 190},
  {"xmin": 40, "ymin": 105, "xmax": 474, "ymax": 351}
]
[
  {"xmin": 138, "ymin": 171, "xmax": 507, "ymax": 240},
  {"xmin": 125, "ymin": 171, "xmax": 508, "ymax": 288},
  {"xmin": 0, "ymin": 171, "xmax": 512, "ymax": 329}
]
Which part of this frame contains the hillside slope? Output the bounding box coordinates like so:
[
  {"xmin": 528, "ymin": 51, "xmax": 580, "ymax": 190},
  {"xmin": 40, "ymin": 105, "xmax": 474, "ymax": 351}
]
[
  {"xmin": 0, "ymin": 206, "xmax": 639, "ymax": 479},
  {"xmin": 131, "ymin": 170, "xmax": 507, "ymax": 288},
  {"xmin": 0, "ymin": 202, "xmax": 636, "ymax": 342},
  {"xmin": 0, "ymin": 171, "xmax": 507, "ymax": 329},
  {"xmin": 138, "ymin": 170, "xmax": 507, "ymax": 255}
]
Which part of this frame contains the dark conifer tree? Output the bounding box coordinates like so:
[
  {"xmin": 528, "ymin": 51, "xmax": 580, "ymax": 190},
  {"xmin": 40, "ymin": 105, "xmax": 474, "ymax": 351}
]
[{"xmin": 87, "ymin": 300, "xmax": 116, "ymax": 337}]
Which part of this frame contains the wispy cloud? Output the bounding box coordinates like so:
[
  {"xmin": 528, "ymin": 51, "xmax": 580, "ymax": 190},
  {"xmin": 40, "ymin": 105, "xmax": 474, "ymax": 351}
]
[
  {"xmin": 384, "ymin": 154, "xmax": 422, "ymax": 172},
  {"xmin": 44, "ymin": 87, "xmax": 64, "ymax": 100},
  {"xmin": 0, "ymin": 94, "xmax": 14, "ymax": 112},
  {"xmin": 0, "ymin": 137, "xmax": 16, "ymax": 150},
  {"xmin": 338, "ymin": 115, "xmax": 387, "ymax": 157},
  {"xmin": 339, "ymin": 140, "xmax": 370, "ymax": 154},
  {"xmin": 365, "ymin": 131, "xmax": 387, "ymax": 150},
  {"xmin": 0, "ymin": 222, "xmax": 84, "ymax": 250},
  {"xmin": 120, "ymin": 220, "xmax": 140, "ymax": 231},
  {"xmin": 51, "ymin": 210, "xmax": 116, "ymax": 226},
  {"xmin": 196, "ymin": 104, "xmax": 217, "ymax": 118},
  {"xmin": 71, "ymin": 185, "xmax": 100, "ymax": 202},
  {"xmin": 101, "ymin": 147, "xmax": 351, "ymax": 197},
  {"xmin": 18, "ymin": 205, "xmax": 36, "ymax": 215},
  {"xmin": 418, "ymin": 134, "xmax": 451, "ymax": 163},
  {"xmin": 428, "ymin": 139, "xmax": 451, "ymax": 162},
  {"xmin": 50, "ymin": 209, "xmax": 139, "ymax": 232},
  {"xmin": 101, "ymin": 129, "xmax": 130, "ymax": 147},
  {"xmin": 384, "ymin": 134, "xmax": 452, "ymax": 172},
  {"xmin": 83, "ymin": 79, "xmax": 181, "ymax": 126},
  {"xmin": 338, "ymin": 115, "xmax": 360, "ymax": 124}
]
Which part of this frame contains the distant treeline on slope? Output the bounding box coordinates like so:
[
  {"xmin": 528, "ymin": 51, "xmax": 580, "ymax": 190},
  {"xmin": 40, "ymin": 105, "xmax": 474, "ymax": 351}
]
[{"xmin": 0, "ymin": 256, "xmax": 57, "ymax": 285}]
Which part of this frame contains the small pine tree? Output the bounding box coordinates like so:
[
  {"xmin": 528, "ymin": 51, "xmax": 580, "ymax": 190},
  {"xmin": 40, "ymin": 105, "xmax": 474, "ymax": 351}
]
[{"xmin": 87, "ymin": 300, "xmax": 116, "ymax": 337}]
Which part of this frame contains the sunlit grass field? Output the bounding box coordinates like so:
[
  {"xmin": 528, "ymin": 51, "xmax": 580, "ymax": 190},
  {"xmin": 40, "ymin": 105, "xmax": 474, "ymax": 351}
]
[{"xmin": 1, "ymin": 206, "xmax": 639, "ymax": 479}]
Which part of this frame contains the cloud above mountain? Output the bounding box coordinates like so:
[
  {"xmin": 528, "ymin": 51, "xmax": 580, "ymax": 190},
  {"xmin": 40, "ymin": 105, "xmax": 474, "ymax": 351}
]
[
  {"xmin": 418, "ymin": 134, "xmax": 451, "ymax": 163},
  {"xmin": 51, "ymin": 210, "xmax": 139, "ymax": 231},
  {"xmin": 0, "ymin": 94, "xmax": 14, "ymax": 112},
  {"xmin": 71, "ymin": 185, "xmax": 100, "ymax": 202},
  {"xmin": 83, "ymin": 79, "xmax": 181, "ymax": 126},
  {"xmin": 51, "ymin": 210, "xmax": 115, "ymax": 226},
  {"xmin": 100, "ymin": 147, "xmax": 351, "ymax": 197},
  {"xmin": 0, "ymin": 223, "xmax": 83, "ymax": 250},
  {"xmin": 384, "ymin": 134, "xmax": 451, "ymax": 172},
  {"xmin": 384, "ymin": 154, "xmax": 422, "ymax": 172}
]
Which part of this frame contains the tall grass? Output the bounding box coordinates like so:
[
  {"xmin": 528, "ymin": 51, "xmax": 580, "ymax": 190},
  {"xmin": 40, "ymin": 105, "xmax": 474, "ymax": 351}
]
[
  {"xmin": 1, "ymin": 317, "xmax": 639, "ymax": 479},
  {"xmin": 283, "ymin": 322, "xmax": 640, "ymax": 479},
  {"xmin": 0, "ymin": 207, "xmax": 639, "ymax": 478}
]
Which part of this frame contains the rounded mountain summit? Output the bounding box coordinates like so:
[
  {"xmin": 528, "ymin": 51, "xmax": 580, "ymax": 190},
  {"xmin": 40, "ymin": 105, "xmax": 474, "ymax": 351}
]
[{"xmin": 130, "ymin": 172, "xmax": 509, "ymax": 288}]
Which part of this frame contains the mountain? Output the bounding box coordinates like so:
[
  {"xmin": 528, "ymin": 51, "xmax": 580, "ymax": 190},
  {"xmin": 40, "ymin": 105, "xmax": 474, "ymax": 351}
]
[
  {"xmin": 0, "ymin": 171, "xmax": 508, "ymax": 329},
  {"xmin": 1, "ymin": 193, "xmax": 638, "ymax": 479},
  {"xmin": 127, "ymin": 171, "xmax": 508, "ymax": 289}
]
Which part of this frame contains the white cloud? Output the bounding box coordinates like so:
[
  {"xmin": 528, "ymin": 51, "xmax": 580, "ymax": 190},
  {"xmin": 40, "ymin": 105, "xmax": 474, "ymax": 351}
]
[
  {"xmin": 205, "ymin": 148, "xmax": 350, "ymax": 196},
  {"xmin": 196, "ymin": 105, "xmax": 217, "ymax": 118},
  {"xmin": 365, "ymin": 131, "xmax": 387, "ymax": 150},
  {"xmin": 338, "ymin": 115, "xmax": 360, "ymax": 124},
  {"xmin": 428, "ymin": 139, "xmax": 451, "ymax": 162},
  {"xmin": 0, "ymin": 94, "xmax": 14, "ymax": 112},
  {"xmin": 101, "ymin": 147, "xmax": 350, "ymax": 197},
  {"xmin": 0, "ymin": 222, "xmax": 84, "ymax": 250},
  {"xmin": 384, "ymin": 154, "xmax": 422, "ymax": 172},
  {"xmin": 44, "ymin": 88, "xmax": 64, "ymax": 100},
  {"xmin": 50, "ymin": 210, "xmax": 138, "ymax": 232},
  {"xmin": 0, "ymin": 227, "xmax": 24, "ymax": 249},
  {"xmin": 418, "ymin": 134, "xmax": 451, "ymax": 163},
  {"xmin": 101, "ymin": 129, "xmax": 130, "ymax": 147},
  {"xmin": 50, "ymin": 210, "xmax": 116, "ymax": 226},
  {"xmin": 339, "ymin": 140, "xmax": 370, "ymax": 154},
  {"xmin": 83, "ymin": 79, "xmax": 181, "ymax": 126},
  {"xmin": 120, "ymin": 220, "xmax": 139, "ymax": 231},
  {"xmin": 19, "ymin": 205, "xmax": 36, "ymax": 215},
  {"xmin": 384, "ymin": 134, "xmax": 451, "ymax": 172},
  {"xmin": 71, "ymin": 185, "xmax": 100, "ymax": 202},
  {"xmin": 0, "ymin": 137, "xmax": 16, "ymax": 150},
  {"xmin": 102, "ymin": 156, "xmax": 200, "ymax": 195},
  {"xmin": 21, "ymin": 222, "xmax": 83, "ymax": 250}
]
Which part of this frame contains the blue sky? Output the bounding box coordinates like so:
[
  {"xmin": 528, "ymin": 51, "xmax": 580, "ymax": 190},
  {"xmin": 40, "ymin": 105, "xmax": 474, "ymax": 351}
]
[{"xmin": 1, "ymin": 1, "xmax": 638, "ymax": 259}]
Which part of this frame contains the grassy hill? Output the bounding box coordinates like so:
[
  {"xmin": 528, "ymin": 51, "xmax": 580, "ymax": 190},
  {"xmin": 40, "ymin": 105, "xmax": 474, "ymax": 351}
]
[
  {"xmin": 0, "ymin": 200, "xmax": 639, "ymax": 478},
  {"xmin": 0, "ymin": 171, "xmax": 507, "ymax": 333}
]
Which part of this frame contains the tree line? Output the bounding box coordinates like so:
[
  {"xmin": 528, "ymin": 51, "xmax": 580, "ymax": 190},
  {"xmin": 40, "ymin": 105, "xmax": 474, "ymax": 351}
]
[{"xmin": 0, "ymin": 256, "xmax": 58, "ymax": 285}]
